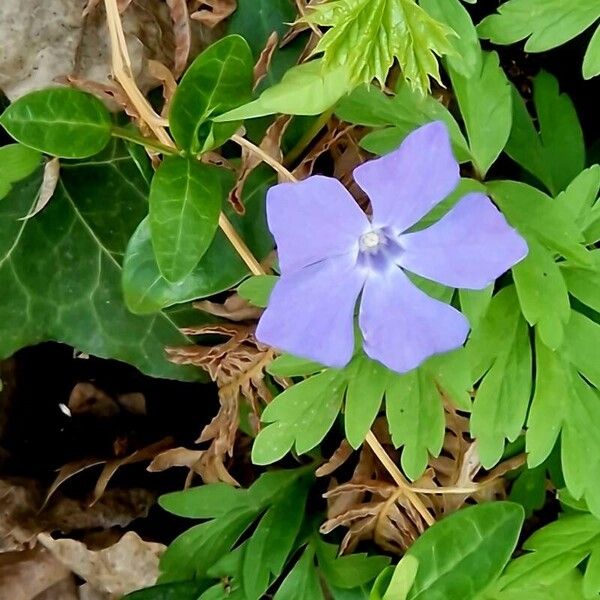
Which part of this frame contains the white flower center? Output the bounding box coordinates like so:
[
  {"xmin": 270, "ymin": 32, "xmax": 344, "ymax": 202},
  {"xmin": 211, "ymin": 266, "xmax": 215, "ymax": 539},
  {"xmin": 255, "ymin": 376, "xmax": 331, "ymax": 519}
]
[{"xmin": 359, "ymin": 230, "xmax": 383, "ymax": 252}]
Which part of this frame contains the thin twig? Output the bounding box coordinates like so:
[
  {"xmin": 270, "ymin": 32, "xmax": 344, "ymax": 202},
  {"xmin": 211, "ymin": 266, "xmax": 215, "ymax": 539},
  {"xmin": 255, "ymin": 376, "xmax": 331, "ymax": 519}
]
[
  {"xmin": 365, "ymin": 431, "xmax": 435, "ymax": 526},
  {"xmin": 231, "ymin": 134, "xmax": 298, "ymax": 183}
]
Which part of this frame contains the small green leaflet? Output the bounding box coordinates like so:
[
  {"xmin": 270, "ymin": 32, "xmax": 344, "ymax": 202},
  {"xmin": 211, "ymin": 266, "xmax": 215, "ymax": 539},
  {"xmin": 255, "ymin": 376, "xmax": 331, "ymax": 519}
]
[
  {"xmin": 370, "ymin": 556, "xmax": 418, "ymax": 600},
  {"xmin": 215, "ymin": 60, "xmax": 353, "ymax": 121},
  {"xmin": 336, "ymin": 83, "xmax": 471, "ymax": 162},
  {"xmin": 497, "ymin": 512, "xmax": 600, "ymax": 597},
  {"xmin": 149, "ymin": 157, "xmax": 223, "ymax": 283},
  {"xmin": 169, "ymin": 35, "xmax": 254, "ymax": 153},
  {"xmin": 0, "ymin": 88, "xmax": 112, "ymax": 158},
  {"xmin": 478, "ymin": 0, "xmax": 599, "ymax": 77},
  {"xmin": 504, "ymin": 72, "xmax": 585, "ymax": 195},
  {"xmin": 0, "ymin": 144, "xmax": 42, "ymax": 199},
  {"xmin": 483, "ymin": 570, "xmax": 586, "ymax": 600},
  {"xmin": 405, "ymin": 502, "xmax": 524, "ymax": 599},
  {"xmin": 237, "ymin": 275, "xmax": 278, "ymax": 307},
  {"xmin": 468, "ymin": 286, "xmax": 532, "ymax": 468},
  {"xmin": 302, "ymin": 0, "xmax": 456, "ymax": 94},
  {"xmin": 583, "ymin": 23, "xmax": 600, "ymax": 79}
]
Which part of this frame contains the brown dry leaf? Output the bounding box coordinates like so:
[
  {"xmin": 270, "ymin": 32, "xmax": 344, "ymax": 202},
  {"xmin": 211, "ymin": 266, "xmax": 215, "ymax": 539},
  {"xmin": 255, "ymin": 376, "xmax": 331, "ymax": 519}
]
[
  {"xmin": 1, "ymin": 478, "xmax": 154, "ymax": 552},
  {"xmin": 0, "ymin": 546, "xmax": 73, "ymax": 600},
  {"xmin": 19, "ymin": 158, "xmax": 60, "ymax": 221},
  {"xmin": 190, "ymin": 0, "xmax": 237, "ymax": 28},
  {"xmin": 147, "ymin": 447, "xmax": 204, "ymax": 488},
  {"xmin": 254, "ymin": 32, "xmax": 279, "ymax": 89},
  {"xmin": 228, "ymin": 115, "xmax": 291, "ymax": 213},
  {"xmin": 316, "ymin": 440, "xmax": 354, "ymax": 478},
  {"xmin": 147, "ymin": 60, "xmax": 178, "ymax": 118},
  {"xmin": 68, "ymin": 382, "xmax": 120, "ymax": 418},
  {"xmin": 195, "ymin": 293, "xmax": 262, "ymax": 322},
  {"xmin": 167, "ymin": 322, "xmax": 272, "ymax": 484},
  {"xmin": 166, "ymin": 0, "xmax": 191, "ymax": 78},
  {"xmin": 116, "ymin": 392, "xmax": 147, "ymax": 415},
  {"xmin": 38, "ymin": 531, "xmax": 165, "ymax": 598},
  {"xmin": 44, "ymin": 459, "xmax": 107, "ymax": 509},
  {"xmin": 36, "ymin": 576, "xmax": 80, "ymax": 600}
]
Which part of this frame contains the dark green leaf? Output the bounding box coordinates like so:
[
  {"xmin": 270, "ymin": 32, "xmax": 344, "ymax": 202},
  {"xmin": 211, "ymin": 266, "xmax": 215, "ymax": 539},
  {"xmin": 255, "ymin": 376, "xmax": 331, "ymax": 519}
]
[
  {"xmin": 509, "ymin": 465, "xmax": 547, "ymax": 517},
  {"xmin": 406, "ymin": 502, "xmax": 524, "ymax": 599},
  {"xmin": 0, "ymin": 88, "xmax": 112, "ymax": 158},
  {"xmin": 237, "ymin": 275, "xmax": 277, "ymax": 307},
  {"xmin": 149, "ymin": 157, "xmax": 222, "ymax": 283},
  {"xmin": 122, "ymin": 167, "xmax": 274, "ymax": 314},
  {"xmin": 0, "ymin": 141, "xmax": 198, "ymax": 381},
  {"xmin": 124, "ymin": 580, "xmax": 211, "ymax": 600},
  {"xmin": 169, "ymin": 35, "xmax": 253, "ymax": 153}
]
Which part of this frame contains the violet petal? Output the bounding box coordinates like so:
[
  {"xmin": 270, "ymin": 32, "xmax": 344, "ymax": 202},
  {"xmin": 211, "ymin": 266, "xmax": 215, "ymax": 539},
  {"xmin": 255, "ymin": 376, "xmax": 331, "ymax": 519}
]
[
  {"xmin": 256, "ymin": 255, "xmax": 366, "ymax": 367},
  {"xmin": 353, "ymin": 121, "xmax": 460, "ymax": 232},
  {"xmin": 398, "ymin": 192, "xmax": 528, "ymax": 289},
  {"xmin": 266, "ymin": 175, "xmax": 369, "ymax": 273},
  {"xmin": 358, "ymin": 267, "xmax": 470, "ymax": 373}
]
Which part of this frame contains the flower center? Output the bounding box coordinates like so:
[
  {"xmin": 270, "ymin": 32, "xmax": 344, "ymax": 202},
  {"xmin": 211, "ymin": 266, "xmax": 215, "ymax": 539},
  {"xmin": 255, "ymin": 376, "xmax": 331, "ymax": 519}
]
[{"xmin": 359, "ymin": 229, "xmax": 384, "ymax": 252}]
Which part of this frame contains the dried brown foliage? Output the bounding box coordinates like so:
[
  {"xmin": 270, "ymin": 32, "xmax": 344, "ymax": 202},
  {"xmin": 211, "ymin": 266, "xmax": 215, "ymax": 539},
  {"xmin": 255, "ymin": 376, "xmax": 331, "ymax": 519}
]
[
  {"xmin": 190, "ymin": 0, "xmax": 237, "ymax": 28},
  {"xmin": 166, "ymin": 313, "xmax": 273, "ymax": 485}
]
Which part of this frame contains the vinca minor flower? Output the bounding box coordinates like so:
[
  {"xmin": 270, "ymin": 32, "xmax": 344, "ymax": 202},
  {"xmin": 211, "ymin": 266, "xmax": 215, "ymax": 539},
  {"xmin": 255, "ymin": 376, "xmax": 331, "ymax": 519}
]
[{"xmin": 257, "ymin": 122, "xmax": 527, "ymax": 373}]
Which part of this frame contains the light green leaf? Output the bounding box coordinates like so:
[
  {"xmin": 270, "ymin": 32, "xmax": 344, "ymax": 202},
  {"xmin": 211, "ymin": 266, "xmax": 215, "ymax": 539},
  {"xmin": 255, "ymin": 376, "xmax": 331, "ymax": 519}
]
[
  {"xmin": 504, "ymin": 72, "xmax": 585, "ymax": 195},
  {"xmin": 562, "ymin": 250, "xmax": 600, "ymax": 313},
  {"xmin": 344, "ymin": 356, "xmax": 389, "ymax": 448},
  {"xmin": 449, "ymin": 51, "xmax": 512, "ymax": 176},
  {"xmin": 498, "ymin": 513, "xmax": 600, "ymax": 592},
  {"xmin": 556, "ymin": 165, "xmax": 600, "ymax": 233},
  {"xmin": 215, "ymin": 60, "xmax": 352, "ymax": 121},
  {"xmin": 337, "ymin": 83, "xmax": 470, "ymax": 162},
  {"xmin": 274, "ymin": 547, "xmax": 324, "ymax": 600},
  {"xmin": 512, "ymin": 239, "xmax": 570, "ymax": 349},
  {"xmin": 420, "ymin": 0, "xmax": 481, "ymax": 77},
  {"xmin": 252, "ymin": 370, "xmax": 346, "ymax": 464},
  {"xmin": 406, "ymin": 502, "xmax": 524, "ymax": 599},
  {"xmin": 562, "ymin": 312, "xmax": 600, "ymax": 391},
  {"xmin": 485, "ymin": 570, "xmax": 586, "ymax": 600},
  {"xmin": 386, "ymin": 366, "xmax": 445, "ymax": 480},
  {"xmin": 477, "ymin": 0, "xmax": 600, "ymax": 53},
  {"xmin": 468, "ymin": 287, "xmax": 532, "ymax": 467},
  {"xmin": 381, "ymin": 556, "xmax": 418, "ymax": 600},
  {"xmin": 122, "ymin": 167, "xmax": 274, "ymax": 314},
  {"xmin": 487, "ymin": 180, "xmax": 590, "ymax": 265},
  {"xmin": 424, "ymin": 349, "xmax": 472, "ymax": 411},
  {"xmin": 149, "ymin": 157, "xmax": 222, "ymax": 283},
  {"xmin": 0, "ymin": 141, "xmax": 199, "ymax": 381},
  {"xmin": 303, "ymin": 0, "xmax": 456, "ymax": 94},
  {"xmin": 583, "ymin": 23, "xmax": 600, "ymax": 79},
  {"xmin": 169, "ymin": 35, "xmax": 253, "ymax": 153},
  {"xmin": 459, "ymin": 285, "xmax": 493, "ymax": 329},
  {"xmin": 159, "ymin": 483, "xmax": 250, "ymax": 518},
  {"xmin": 237, "ymin": 275, "xmax": 277, "ymax": 308},
  {"xmin": 267, "ymin": 354, "xmax": 325, "ymax": 378},
  {"xmin": 0, "ymin": 144, "xmax": 42, "ymax": 199},
  {"xmin": 0, "ymin": 88, "xmax": 112, "ymax": 158}
]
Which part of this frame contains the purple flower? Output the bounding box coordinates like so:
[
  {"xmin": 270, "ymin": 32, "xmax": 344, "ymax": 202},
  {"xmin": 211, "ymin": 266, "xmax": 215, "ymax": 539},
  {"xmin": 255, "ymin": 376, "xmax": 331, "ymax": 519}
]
[{"xmin": 256, "ymin": 122, "xmax": 528, "ymax": 373}]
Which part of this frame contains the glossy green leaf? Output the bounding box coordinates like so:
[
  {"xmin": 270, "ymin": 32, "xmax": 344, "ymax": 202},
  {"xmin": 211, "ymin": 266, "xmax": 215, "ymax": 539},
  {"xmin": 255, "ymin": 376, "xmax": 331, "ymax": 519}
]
[
  {"xmin": 420, "ymin": 0, "xmax": 481, "ymax": 77},
  {"xmin": 468, "ymin": 287, "xmax": 532, "ymax": 467},
  {"xmin": 504, "ymin": 72, "xmax": 585, "ymax": 195},
  {"xmin": 378, "ymin": 556, "xmax": 418, "ymax": 600},
  {"xmin": 122, "ymin": 167, "xmax": 274, "ymax": 314},
  {"xmin": 477, "ymin": 0, "xmax": 599, "ymax": 53},
  {"xmin": 252, "ymin": 369, "xmax": 346, "ymax": 464},
  {"xmin": 512, "ymin": 239, "xmax": 570, "ymax": 349},
  {"xmin": 159, "ymin": 483, "xmax": 250, "ymax": 518},
  {"xmin": 214, "ymin": 60, "xmax": 353, "ymax": 121},
  {"xmin": 449, "ymin": 51, "xmax": 512, "ymax": 176},
  {"xmin": 406, "ymin": 502, "xmax": 524, "ymax": 599},
  {"xmin": 237, "ymin": 275, "xmax": 277, "ymax": 308},
  {"xmin": 509, "ymin": 465, "xmax": 546, "ymax": 517},
  {"xmin": 344, "ymin": 357, "xmax": 389, "ymax": 448},
  {"xmin": 302, "ymin": 0, "xmax": 456, "ymax": 94},
  {"xmin": 149, "ymin": 157, "xmax": 222, "ymax": 283},
  {"xmin": 583, "ymin": 23, "xmax": 600, "ymax": 79},
  {"xmin": 0, "ymin": 144, "xmax": 42, "ymax": 199},
  {"xmin": 169, "ymin": 35, "xmax": 253, "ymax": 153},
  {"xmin": 484, "ymin": 570, "xmax": 585, "ymax": 600},
  {"xmin": 0, "ymin": 141, "xmax": 198, "ymax": 381},
  {"xmin": 228, "ymin": 0, "xmax": 296, "ymax": 58},
  {"xmin": 0, "ymin": 88, "xmax": 112, "ymax": 158},
  {"xmin": 274, "ymin": 547, "xmax": 324, "ymax": 600}
]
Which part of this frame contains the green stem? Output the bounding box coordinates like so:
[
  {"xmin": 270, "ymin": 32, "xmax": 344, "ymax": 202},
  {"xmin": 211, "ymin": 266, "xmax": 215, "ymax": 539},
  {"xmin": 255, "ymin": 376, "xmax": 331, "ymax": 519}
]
[
  {"xmin": 283, "ymin": 108, "xmax": 335, "ymax": 167},
  {"xmin": 111, "ymin": 126, "xmax": 178, "ymax": 155}
]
